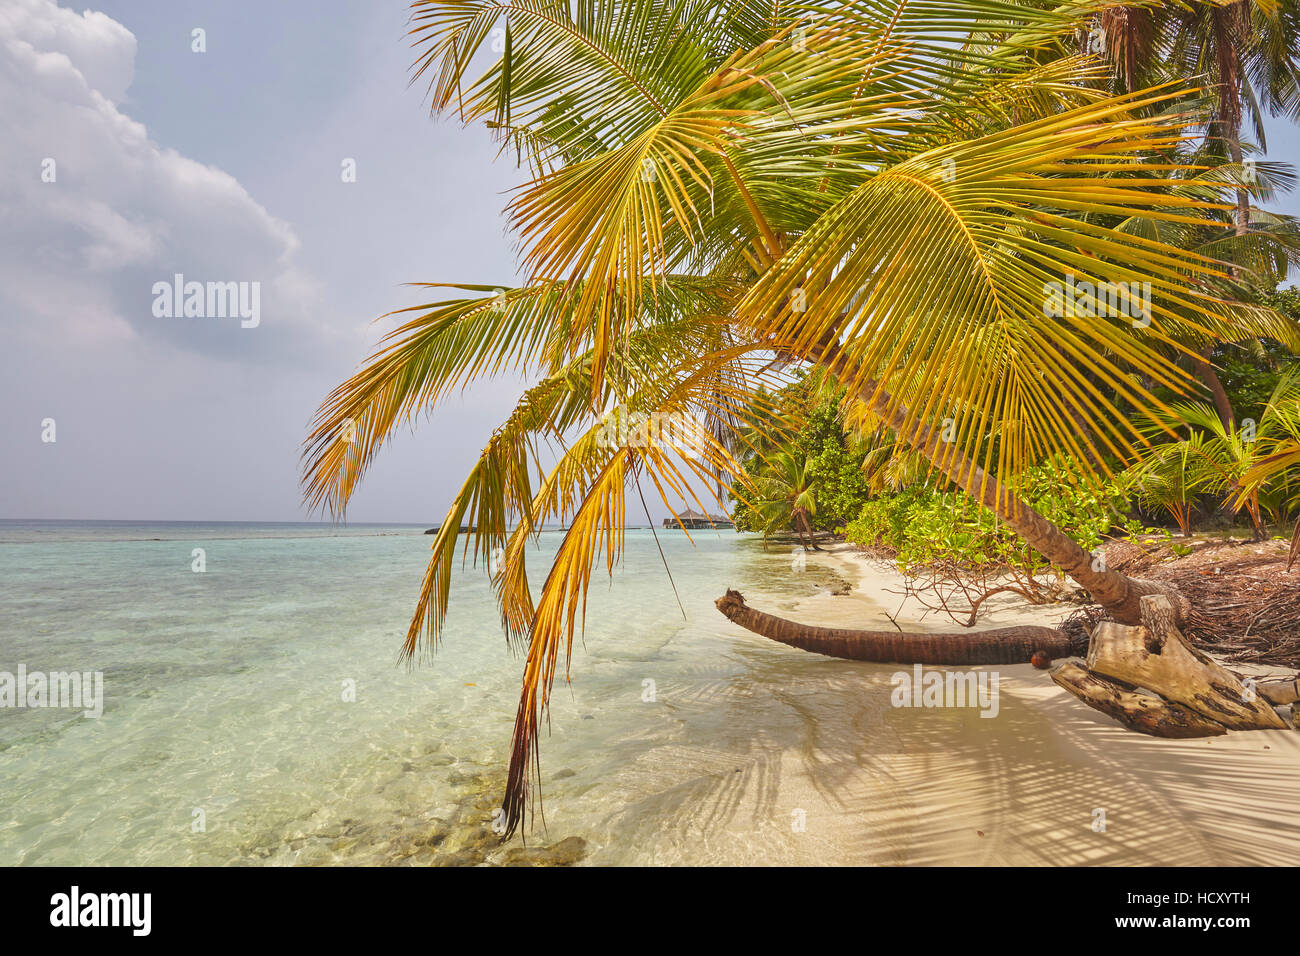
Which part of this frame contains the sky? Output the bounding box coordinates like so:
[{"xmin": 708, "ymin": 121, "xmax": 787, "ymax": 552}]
[
  {"xmin": 1, "ymin": 0, "xmax": 530, "ymax": 523},
  {"xmin": 3, "ymin": 0, "xmax": 1300, "ymax": 523}
]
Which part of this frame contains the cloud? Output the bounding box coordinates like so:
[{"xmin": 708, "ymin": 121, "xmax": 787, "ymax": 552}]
[
  {"xmin": 0, "ymin": 0, "xmax": 135, "ymax": 102},
  {"xmin": 0, "ymin": 0, "xmax": 324, "ymax": 361}
]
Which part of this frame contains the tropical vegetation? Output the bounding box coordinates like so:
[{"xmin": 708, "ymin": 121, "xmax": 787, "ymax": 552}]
[{"xmin": 303, "ymin": 0, "xmax": 1300, "ymax": 834}]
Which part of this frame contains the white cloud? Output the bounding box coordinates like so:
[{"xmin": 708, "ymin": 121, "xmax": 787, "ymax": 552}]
[
  {"xmin": 0, "ymin": 0, "xmax": 320, "ymax": 357},
  {"xmin": 0, "ymin": 0, "xmax": 135, "ymax": 102}
]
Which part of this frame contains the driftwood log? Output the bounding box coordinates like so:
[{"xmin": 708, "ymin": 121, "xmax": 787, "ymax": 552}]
[
  {"xmin": 714, "ymin": 588, "xmax": 1074, "ymax": 664},
  {"xmin": 1048, "ymin": 660, "xmax": 1228, "ymax": 737},
  {"xmin": 1050, "ymin": 595, "xmax": 1287, "ymax": 736},
  {"xmin": 1258, "ymin": 676, "xmax": 1300, "ymax": 706}
]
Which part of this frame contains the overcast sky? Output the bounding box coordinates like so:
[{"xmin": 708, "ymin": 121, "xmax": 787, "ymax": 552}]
[
  {"xmin": 3, "ymin": 0, "xmax": 1300, "ymax": 523},
  {"xmin": 2, "ymin": 0, "xmax": 531, "ymax": 523}
]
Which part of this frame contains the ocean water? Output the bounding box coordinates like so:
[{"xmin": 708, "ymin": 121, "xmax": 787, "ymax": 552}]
[{"xmin": 0, "ymin": 520, "xmax": 851, "ymax": 865}]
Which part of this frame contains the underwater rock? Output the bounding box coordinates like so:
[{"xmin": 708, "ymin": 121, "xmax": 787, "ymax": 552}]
[
  {"xmin": 500, "ymin": 836, "xmax": 590, "ymax": 867},
  {"xmin": 433, "ymin": 848, "xmax": 486, "ymax": 867}
]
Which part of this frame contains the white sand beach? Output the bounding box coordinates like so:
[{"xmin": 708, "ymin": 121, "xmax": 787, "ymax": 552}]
[{"xmin": 563, "ymin": 545, "xmax": 1300, "ymax": 866}]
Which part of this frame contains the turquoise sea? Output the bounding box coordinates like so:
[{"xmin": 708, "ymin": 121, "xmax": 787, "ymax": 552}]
[{"xmin": 0, "ymin": 520, "xmax": 850, "ymax": 865}]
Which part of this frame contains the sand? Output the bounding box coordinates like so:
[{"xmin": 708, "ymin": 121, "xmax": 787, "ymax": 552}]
[{"xmin": 654, "ymin": 544, "xmax": 1300, "ymax": 866}]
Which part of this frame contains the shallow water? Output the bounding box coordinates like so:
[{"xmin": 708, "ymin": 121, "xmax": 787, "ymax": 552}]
[
  {"xmin": 0, "ymin": 520, "xmax": 849, "ymax": 865},
  {"xmin": 11, "ymin": 520, "xmax": 1295, "ymax": 866}
]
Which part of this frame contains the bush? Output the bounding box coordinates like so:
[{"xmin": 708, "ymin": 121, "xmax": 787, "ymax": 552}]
[{"xmin": 844, "ymin": 460, "xmax": 1142, "ymax": 576}]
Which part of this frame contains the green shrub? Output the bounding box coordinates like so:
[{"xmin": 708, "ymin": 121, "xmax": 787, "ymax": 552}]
[{"xmin": 844, "ymin": 459, "xmax": 1143, "ymax": 576}]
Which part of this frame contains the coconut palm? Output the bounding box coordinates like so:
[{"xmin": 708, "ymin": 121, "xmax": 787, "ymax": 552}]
[
  {"xmin": 1095, "ymin": 1, "xmax": 1300, "ymax": 430},
  {"xmin": 1098, "ymin": 0, "xmax": 1300, "ymax": 231},
  {"xmin": 1138, "ymin": 369, "xmax": 1300, "ymax": 538},
  {"xmin": 303, "ymin": 0, "xmax": 1300, "ymax": 833},
  {"xmin": 1172, "ymin": 1, "xmax": 1300, "ymax": 227},
  {"xmin": 1241, "ymin": 438, "xmax": 1300, "ymax": 566},
  {"xmin": 1126, "ymin": 434, "xmax": 1211, "ymax": 535},
  {"xmin": 1161, "ymin": 405, "xmax": 1274, "ymax": 537},
  {"xmin": 748, "ymin": 451, "xmax": 819, "ymax": 549},
  {"xmin": 1237, "ymin": 368, "xmax": 1300, "ymax": 561},
  {"xmin": 859, "ymin": 432, "xmax": 928, "ymax": 494}
]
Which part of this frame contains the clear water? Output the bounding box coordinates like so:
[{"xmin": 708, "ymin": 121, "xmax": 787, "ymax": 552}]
[
  {"xmin": 0, "ymin": 520, "xmax": 849, "ymax": 865},
  {"xmin": 9, "ymin": 520, "xmax": 1295, "ymax": 867}
]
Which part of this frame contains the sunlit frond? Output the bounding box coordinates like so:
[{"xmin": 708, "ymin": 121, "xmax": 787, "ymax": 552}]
[{"xmin": 306, "ymin": 0, "xmax": 1300, "ymax": 837}]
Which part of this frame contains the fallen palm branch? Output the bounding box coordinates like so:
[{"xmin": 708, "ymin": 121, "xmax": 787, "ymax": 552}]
[{"xmin": 1111, "ymin": 539, "xmax": 1300, "ymax": 668}]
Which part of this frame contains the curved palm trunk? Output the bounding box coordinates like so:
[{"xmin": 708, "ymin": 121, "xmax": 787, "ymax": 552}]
[
  {"xmin": 815, "ymin": 350, "xmax": 1185, "ymax": 626},
  {"xmin": 716, "ymin": 589, "xmax": 1074, "ymax": 664},
  {"xmin": 719, "ymin": 346, "xmax": 1187, "ymax": 670},
  {"xmin": 794, "ymin": 507, "xmax": 819, "ymax": 550}
]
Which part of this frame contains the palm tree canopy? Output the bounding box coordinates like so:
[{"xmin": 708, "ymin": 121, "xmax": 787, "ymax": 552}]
[{"xmin": 303, "ymin": 0, "xmax": 1300, "ymax": 833}]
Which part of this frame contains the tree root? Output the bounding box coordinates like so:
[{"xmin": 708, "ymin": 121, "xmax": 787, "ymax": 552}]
[
  {"xmin": 1048, "ymin": 661, "xmax": 1229, "ymax": 738},
  {"xmin": 1050, "ymin": 594, "xmax": 1288, "ymax": 736}
]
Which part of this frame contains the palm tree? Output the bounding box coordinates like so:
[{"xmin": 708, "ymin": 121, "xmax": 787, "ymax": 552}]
[
  {"xmin": 1237, "ymin": 368, "xmax": 1300, "ymax": 560},
  {"xmin": 1098, "ymin": 1, "xmax": 1300, "ymax": 431},
  {"xmin": 303, "ymin": 0, "xmax": 1300, "ymax": 833},
  {"xmin": 859, "ymin": 431, "xmax": 929, "ymax": 494},
  {"xmin": 1126, "ymin": 435, "xmax": 1209, "ymax": 536},
  {"xmin": 1099, "ymin": 0, "xmax": 1300, "ymax": 233},
  {"xmin": 748, "ymin": 451, "xmax": 819, "ymax": 550},
  {"xmin": 1137, "ymin": 369, "xmax": 1300, "ymax": 538},
  {"xmin": 1242, "ymin": 439, "xmax": 1300, "ymax": 566}
]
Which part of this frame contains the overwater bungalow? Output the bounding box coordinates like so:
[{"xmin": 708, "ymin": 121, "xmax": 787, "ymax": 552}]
[{"xmin": 662, "ymin": 508, "xmax": 734, "ymax": 530}]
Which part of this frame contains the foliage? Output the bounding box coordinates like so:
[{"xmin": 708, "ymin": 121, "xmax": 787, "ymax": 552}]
[
  {"xmin": 845, "ymin": 459, "xmax": 1141, "ymax": 577},
  {"xmin": 731, "ymin": 385, "xmax": 873, "ymax": 535},
  {"xmin": 1216, "ymin": 287, "xmax": 1300, "ymax": 419},
  {"xmin": 736, "ymin": 450, "xmax": 820, "ymax": 547},
  {"xmin": 302, "ymin": 0, "xmax": 1300, "ymax": 834},
  {"xmin": 796, "ymin": 403, "xmax": 873, "ymax": 531},
  {"xmin": 1130, "ymin": 369, "xmax": 1300, "ymax": 539}
]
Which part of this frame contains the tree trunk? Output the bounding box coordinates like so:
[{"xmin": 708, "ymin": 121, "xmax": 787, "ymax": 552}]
[
  {"xmin": 1259, "ymin": 676, "xmax": 1300, "ymax": 706},
  {"xmin": 715, "ymin": 589, "xmax": 1074, "ymax": 665},
  {"xmin": 709, "ymin": 349, "xmax": 1298, "ymax": 743},
  {"xmin": 1088, "ymin": 594, "xmax": 1285, "ymax": 730},
  {"xmin": 794, "ymin": 508, "xmax": 820, "ymax": 550},
  {"xmin": 1048, "ymin": 660, "xmax": 1229, "ymax": 737},
  {"xmin": 1228, "ymin": 128, "xmax": 1249, "ymax": 239},
  {"xmin": 813, "ymin": 348, "xmax": 1184, "ymax": 626},
  {"xmin": 1051, "ymin": 594, "xmax": 1287, "ymax": 735},
  {"xmin": 1189, "ymin": 111, "xmax": 1243, "ymax": 432},
  {"xmin": 1191, "ymin": 346, "xmax": 1236, "ymax": 434},
  {"xmin": 1245, "ymin": 492, "xmax": 1266, "ymax": 542}
]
